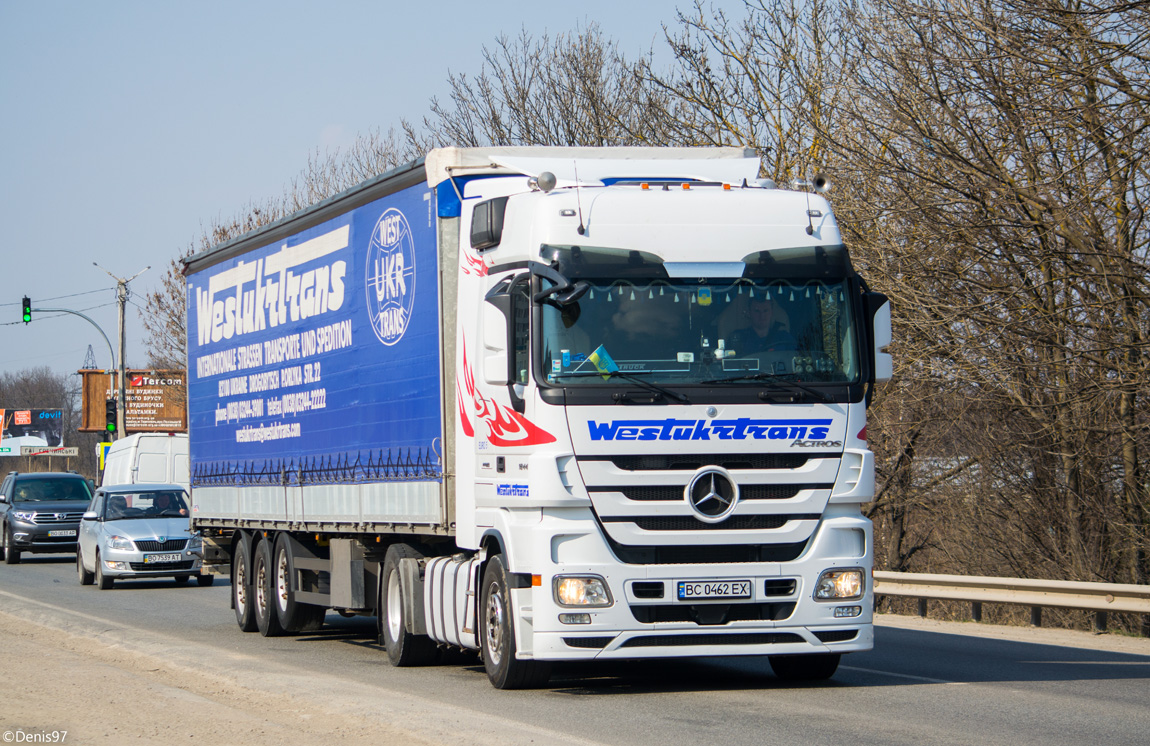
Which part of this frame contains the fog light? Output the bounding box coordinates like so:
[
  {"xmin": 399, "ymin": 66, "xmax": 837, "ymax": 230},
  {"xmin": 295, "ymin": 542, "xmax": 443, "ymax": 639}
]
[
  {"xmin": 834, "ymin": 605, "xmax": 862, "ymax": 618},
  {"xmin": 559, "ymin": 613, "xmax": 591, "ymax": 624},
  {"xmin": 814, "ymin": 568, "xmax": 864, "ymax": 600},
  {"xmin": 554, "ymin": 575, "xmax": 613, "ymax": 607}
]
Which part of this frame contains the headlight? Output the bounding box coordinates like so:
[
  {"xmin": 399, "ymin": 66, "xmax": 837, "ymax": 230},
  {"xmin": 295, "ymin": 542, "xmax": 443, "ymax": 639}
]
[
  {"xmin": 12, "ymin": 511, "xmax": 36, "ymax": 523},
  {"xmin": 106, "ymin": 535, "xmax": 134, "ymax": 551},
  {"xmin": 188, "ymin": 536, "xmax": 203, "ymax": 550},
  {"xmin": 814, "ymin": 568, "xmax": 864, "ymax": 600},
  {"xmin": 553, "ymin": 575, "xmax": 613, "ymax": 607}
]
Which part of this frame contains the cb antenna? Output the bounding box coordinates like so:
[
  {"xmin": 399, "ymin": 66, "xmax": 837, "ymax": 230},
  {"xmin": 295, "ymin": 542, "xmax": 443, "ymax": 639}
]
[{"xmin": 573, "ymin": 160, "xmax": 586, "ymax": 235}]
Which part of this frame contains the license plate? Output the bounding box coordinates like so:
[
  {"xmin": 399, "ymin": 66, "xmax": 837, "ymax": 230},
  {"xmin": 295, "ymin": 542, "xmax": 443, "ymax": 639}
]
[
  {"xmin": 677, "ymin": 579, "xmax": 752, "ymax": 601},
  {"xmin": 144, "ymin": 553, "xmax": 182, "ymax": 563},
  {"xmin": 48, "ymin": 530, "xmax": 77, "ymax": 537}
]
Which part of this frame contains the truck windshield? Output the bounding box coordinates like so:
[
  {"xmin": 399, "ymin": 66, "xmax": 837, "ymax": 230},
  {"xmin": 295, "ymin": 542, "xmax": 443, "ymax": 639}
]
[{"xmin": 541, "ymin": 276, "xmax": 859, "ymax": 387}]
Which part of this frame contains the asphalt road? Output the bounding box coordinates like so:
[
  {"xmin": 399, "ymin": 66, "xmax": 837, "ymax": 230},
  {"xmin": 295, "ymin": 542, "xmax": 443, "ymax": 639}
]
[{"xmin": 2, "ymin": 552, "xmax": 1149, "ymax": 746}]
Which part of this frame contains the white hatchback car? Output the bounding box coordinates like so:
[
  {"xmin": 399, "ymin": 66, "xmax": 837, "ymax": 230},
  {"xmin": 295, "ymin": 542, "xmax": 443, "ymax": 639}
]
[{"xmin": 77, "ymin": 484, "xmax": 210, "ymax": 590}]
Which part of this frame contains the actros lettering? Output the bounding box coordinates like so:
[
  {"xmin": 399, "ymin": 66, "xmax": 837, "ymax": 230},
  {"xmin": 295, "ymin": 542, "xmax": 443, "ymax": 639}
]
[{"xmin": 587, "ymin": 418, "xmax": 833, "ymax": 442}]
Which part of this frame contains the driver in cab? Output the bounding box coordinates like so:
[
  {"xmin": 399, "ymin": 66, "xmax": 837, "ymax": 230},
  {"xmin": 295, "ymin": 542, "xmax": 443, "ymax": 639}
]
[
  {"xmin": 146, "ymin": 492, "xmax": 188, "ymax": 517},
  {"xmin": 728, "ymin": 296, "xmax": 796, "ymax": 355}
]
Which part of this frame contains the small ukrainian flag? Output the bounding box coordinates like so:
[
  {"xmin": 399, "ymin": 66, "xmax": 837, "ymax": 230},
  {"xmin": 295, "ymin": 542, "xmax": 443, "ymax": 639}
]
[{"xmin": 588, "ymin": 345, "xmax": 619, "ymax": 379}]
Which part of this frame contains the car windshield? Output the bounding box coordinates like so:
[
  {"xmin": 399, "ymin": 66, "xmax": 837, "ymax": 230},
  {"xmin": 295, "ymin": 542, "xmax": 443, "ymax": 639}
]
[
  {"xmin": 11, "ymin": 478, "xmax": 92, "ymax": 502},
  {"xmin": 103, "ymin": 491, "xmax": 189, "ymax": 520},
  {"xmin": 541, "ymin": 276, "xmax": 859, "ymax": 386}
]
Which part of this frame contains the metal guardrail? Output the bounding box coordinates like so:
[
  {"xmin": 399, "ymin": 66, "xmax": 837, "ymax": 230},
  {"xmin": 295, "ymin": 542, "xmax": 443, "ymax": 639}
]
[{"xmin": 873, "ymin": 571, "xmax": 1150, "ymax": 631}]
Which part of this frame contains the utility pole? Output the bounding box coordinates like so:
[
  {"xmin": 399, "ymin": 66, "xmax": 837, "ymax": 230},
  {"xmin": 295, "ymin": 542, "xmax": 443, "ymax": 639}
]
[{"xmin": 94, "ymin": 263, "xmax": 149, "ymax": 438}]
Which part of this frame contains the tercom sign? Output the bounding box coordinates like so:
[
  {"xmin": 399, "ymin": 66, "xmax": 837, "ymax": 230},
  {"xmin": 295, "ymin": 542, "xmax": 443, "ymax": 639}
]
[{"xmin": 78, "ymin": 369, "xmax": 188, "ymax": 433}]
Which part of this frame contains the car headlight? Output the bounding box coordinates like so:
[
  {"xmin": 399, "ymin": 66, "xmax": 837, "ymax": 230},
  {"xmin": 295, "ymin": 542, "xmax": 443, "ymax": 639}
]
[
  {"xmin": 814, "ymin": 568, "xmax": 864, "ymax": 600},
  {"xmin": 188, "ymin": 536, "xmax": 203, "ymax": 551},
  {"xmin": 12, "ymin": 511, "xmax": 36, "ymax": 523},
  {"xmin": 553, "ymin": 575, "xmax": 613, "ymax": 607},
  {"xmin": 106, "ymin": 535, "xmax": 134, "ymax": 551}
]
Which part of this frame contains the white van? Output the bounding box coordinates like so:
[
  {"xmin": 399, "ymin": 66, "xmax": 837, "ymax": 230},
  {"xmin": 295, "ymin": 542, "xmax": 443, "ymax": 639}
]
[{"xmin": 102, "ymin": 433, "xmax": 189, "ymax": 490}]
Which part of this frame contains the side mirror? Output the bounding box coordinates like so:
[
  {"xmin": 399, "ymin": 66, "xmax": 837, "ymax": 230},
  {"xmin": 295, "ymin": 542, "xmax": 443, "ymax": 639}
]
[
  {"xmin": 864, "ymin": 292, "xmax": 892, "ymax": 383},
  {"xmin": 82, "ymin": 511, "xmax": 98, "ymax": 521},
  {"xmin": 471, "ymin": 196, "xmax": 509, "ymax": 251}
]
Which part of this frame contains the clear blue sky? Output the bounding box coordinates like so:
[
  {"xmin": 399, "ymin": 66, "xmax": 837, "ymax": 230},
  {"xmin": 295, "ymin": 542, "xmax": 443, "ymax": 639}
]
[{"xmin": 1, "ymin": 0, "xmax": 736, "ymax": 379}]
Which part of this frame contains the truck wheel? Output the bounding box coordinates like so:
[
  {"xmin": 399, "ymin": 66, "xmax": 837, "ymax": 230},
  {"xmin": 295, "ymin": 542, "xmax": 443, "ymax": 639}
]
[
  {"xmin": 769, "ymin": 653, "xmax": 841, "ymax": 681},
  {"xmin": 232, "ymin": 532, "xmax": 258, "ymax": 632},
  {"xmin": 480, "ymin": 554, "xmax": 551, "ymax": 689},
  {"xmin": 379, "ymin": 543, "xmax": 437, "ymax": 666},
  {"xmin": 273, "ymin": 535, "xmax": 325, "ymax": 633},
  {"xmin": 253, "ymin": 536, "xmax": 284, "ymax": 637},
  {"xmin": 77, "ymin": 549, "xmax": 94, "ymax": 585},
  {"xmin": 95, "ymin": 551, "xmax": 114, "ymax": 590},
  {"xmin": 4, "ymin": 528, "xmax": 20, "ymax": 565}
]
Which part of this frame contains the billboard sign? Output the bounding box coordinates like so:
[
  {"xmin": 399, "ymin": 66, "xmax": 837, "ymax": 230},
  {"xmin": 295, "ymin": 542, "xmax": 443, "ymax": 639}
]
[{"xmin": 0, "ymin": 408, "xmax": 64, "ymax": 456}]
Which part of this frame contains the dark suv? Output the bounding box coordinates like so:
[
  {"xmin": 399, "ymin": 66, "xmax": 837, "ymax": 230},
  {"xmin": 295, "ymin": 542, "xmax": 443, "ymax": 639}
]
[{"xmin": 0, "ymin": 471, "xmax": 94, "ymax": 564}]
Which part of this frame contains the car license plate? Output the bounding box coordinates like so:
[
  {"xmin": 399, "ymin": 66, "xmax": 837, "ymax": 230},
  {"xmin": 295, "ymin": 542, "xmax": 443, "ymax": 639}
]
[
  {"xmin": 48, "ymin": 530, "xmax": 77, "ymax": 537},
  {"xmin": 144, "ymin": 553, "xmax": 182, "ymax": 563},
  {"xmin": 677, "ymin": 579, "xmax": 752, "ymax": 601}
]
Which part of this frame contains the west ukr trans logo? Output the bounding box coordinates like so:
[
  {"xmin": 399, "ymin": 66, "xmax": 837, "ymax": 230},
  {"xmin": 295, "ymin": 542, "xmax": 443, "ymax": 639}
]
[{"xmin": 366, "ymin": 208, "xmax": 416, "ymax": 346}]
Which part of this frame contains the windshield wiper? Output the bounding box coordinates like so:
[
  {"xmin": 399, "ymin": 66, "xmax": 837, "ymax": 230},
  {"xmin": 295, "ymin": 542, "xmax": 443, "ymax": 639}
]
[
  {"xmin": 700, "ymin": 372, "xmax": 829, "ymax": 402},
  {"xmin": 556, "ymin": 370, "xmax": 690, "ymax": 403}
]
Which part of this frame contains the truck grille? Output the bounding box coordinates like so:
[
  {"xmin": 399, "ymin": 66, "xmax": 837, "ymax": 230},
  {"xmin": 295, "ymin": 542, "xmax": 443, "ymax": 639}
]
[
  {"xmin": 605, "ymin": 514, "xmax": 820, "ymax": 531},
  {"xmin": 592, "ymin": 484, "xmax": 830, "ymax": 501},
  {"xmin": 135, "ymin": 539, "xmax": 188, "ymax": 552},
  {"xmin": 605, "ymin": 538, "xmax": 809, "ymax": 565}
]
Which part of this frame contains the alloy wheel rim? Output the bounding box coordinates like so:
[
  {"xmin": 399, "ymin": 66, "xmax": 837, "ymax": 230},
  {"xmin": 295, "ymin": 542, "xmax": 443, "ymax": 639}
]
[
  {"xmin": 485, "ymin": 582, "xmax": 505, "ymax": 666},
  {"xmin": 387, "ymin": 571, "xmax": 402, "ymax": 641}
]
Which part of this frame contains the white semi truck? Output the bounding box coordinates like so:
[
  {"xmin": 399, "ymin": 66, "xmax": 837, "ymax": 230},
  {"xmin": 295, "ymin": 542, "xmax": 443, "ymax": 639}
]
[{"xmin": 183, "ymin": 147, "xmax": 891, "ymax": 688}]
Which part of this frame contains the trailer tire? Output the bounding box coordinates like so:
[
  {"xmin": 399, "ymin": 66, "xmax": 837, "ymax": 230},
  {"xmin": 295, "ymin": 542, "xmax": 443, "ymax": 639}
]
[
  {"xmin": 768, "ymin": 652, "xmax": 841, "ymax": 681},
  {"xmin": 253, "ymin": 535, "xmax": 284, "ymax": 637},
  {"xmin": 480, "ymin": 554, "xmax": 551, "ymax": 689},
  {"xmin": 77, "ymin": 548, "xmax": 94, "ymax": 585},
  {"xmin": 379, "ymin": 543, "xmax": 436, "ymax": 666},
  {"xmin": 273, "ymin": 535, "xmax": 325, "ymax": 633},
  {"xmin": 232, "ymin": 532, "xmax": 258, "ymax": 632}
]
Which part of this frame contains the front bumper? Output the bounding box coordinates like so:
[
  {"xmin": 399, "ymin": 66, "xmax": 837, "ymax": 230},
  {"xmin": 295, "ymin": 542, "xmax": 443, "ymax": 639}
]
[
  {"xmin": 502, "ymin": 507, "xmax": 873, "ymax": 661},
  {"xmin": 9, "ymin": 523, "xmax": 80, "ymax": 553},
  {"xmin": 99, "ymin": 545, "xmax": 203, "ymax": 578}
]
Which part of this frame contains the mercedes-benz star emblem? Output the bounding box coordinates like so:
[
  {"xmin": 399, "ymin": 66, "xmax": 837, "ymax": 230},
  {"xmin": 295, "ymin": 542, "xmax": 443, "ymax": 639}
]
[{"xmin": 685, "ymin": 467, "xmax": 739, "ymax": 523}]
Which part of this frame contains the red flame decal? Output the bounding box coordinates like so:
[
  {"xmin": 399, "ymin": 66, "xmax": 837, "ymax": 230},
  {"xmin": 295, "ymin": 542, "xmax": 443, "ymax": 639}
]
[
  {"xmin": 459, "ymin": 337, "xmax": 555, "ymax": 447},
  {"xmin": 461, "ymin": 250, "xmax": 488, "ymax": 277}
]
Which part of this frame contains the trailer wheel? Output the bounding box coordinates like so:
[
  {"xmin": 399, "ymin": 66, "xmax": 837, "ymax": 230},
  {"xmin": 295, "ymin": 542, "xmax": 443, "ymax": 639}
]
[
  {"xmin": 273, "ymin": 535, "xmax": 325, "ymax": 633},
  {"xmin": 768, "ymin": 653, "xmax": 841, "ymax": 681},
  {"xmin": 480, "ymin": 554, "xmax": 551, "ymax": 689},
  {"xmin": 379, "ymin": 543, "xmax": 436, "ymax": 666},
  {"xmin": 77, "ymin": 549, "xmax": 94, "ymax": 585},
  {"xmin": 253, "ymin": 536, "xmax": 284, "ymax": 637},
  {"xmin": 232, "ymin": 532, "xmax": 258, "ymax": 632}
]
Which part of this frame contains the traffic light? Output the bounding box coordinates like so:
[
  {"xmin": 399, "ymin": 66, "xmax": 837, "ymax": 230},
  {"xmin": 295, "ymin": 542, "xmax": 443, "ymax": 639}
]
[
  {"xmin": 105, "ymin": 398, "xmax": 117, "ymax": 435},
  {"xmin": 21, "ymin": 296, "xmax": 31, "ymax": 324}
]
